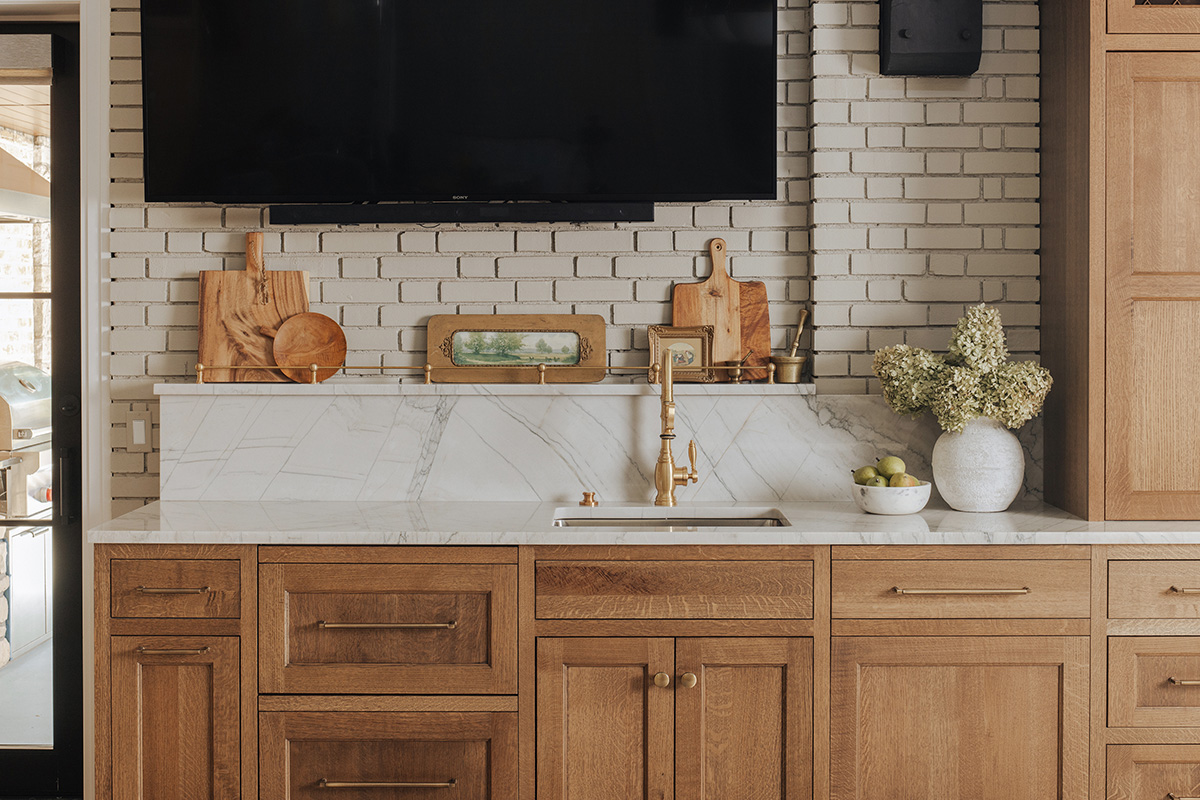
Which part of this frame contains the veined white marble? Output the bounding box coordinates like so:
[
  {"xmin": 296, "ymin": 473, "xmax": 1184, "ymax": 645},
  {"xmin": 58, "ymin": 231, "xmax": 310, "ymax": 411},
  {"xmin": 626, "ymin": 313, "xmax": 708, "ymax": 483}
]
[
  {"xmin": 156, "ymin": 384, "xmax": 1043, "ymax": 504},
  {"xmin": 89, "ymin": 499, "xmax": 1200, "ymax": 546}
]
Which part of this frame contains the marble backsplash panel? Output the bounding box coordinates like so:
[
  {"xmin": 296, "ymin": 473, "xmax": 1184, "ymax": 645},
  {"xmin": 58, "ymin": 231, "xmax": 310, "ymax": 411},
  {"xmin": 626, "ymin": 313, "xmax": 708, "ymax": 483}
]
[{"xmin": 157, "ymin": 385, "xmax": 1043, "ymax": 503}]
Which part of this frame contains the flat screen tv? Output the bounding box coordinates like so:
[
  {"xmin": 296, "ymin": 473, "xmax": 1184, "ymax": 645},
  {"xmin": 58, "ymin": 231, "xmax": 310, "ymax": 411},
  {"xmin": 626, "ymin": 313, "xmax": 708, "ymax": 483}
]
[{"xmin": 139, "ymin": 0, "xmax": 778, "ymax": 206}]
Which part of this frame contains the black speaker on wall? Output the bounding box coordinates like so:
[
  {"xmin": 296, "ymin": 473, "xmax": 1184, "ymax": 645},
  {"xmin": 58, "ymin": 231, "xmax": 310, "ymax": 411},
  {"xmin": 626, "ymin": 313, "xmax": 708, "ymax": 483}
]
[{"xmin": 879, "ymin": 0, "xmax": 982, "ymax": 75}]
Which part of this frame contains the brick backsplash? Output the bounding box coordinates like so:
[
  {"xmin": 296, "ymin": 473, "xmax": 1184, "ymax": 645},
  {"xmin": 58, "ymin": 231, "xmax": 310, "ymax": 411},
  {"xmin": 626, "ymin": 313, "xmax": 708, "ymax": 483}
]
[{"xmin": 104, "ymin": 0, "xmax": 1038, "ymax": 514}]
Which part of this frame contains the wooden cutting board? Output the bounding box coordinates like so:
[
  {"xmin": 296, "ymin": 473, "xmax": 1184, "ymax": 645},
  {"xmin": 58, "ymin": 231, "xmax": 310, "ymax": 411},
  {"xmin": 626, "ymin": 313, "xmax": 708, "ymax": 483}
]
[
  {"xmin": 198, "ymin": 232, "xmax": 310, "ymax": 382},
  {"xmin": 672, "ymin": 238, "xmax": 771, "ymax": 381}
]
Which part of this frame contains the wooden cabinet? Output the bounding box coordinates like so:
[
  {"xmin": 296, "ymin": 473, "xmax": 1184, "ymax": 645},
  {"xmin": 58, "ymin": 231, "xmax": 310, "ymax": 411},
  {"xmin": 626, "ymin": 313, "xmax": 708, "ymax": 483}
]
[
  {"xmin": 537, "ymin": 636, "xmax": 812, "ymax": 800},
  {"xmin": 1109, "ymin": 745, "xmax": 1200, "ymax": 799},
  {"xmin": 831, "ymin": 636, "xmax": 1089, "ymax": 800},
  {"xmin": 1107, "ymin": 0, "xmax": 1200, "ymax": 34},
  {"xmin": 96, "ymin": 544, "xmax": 258, "ymax": 800},
  {"xmin": 1105, "ymin": 51, "xmax": 1200, "ymax": 520},
  {"xmin": 1043, "ymin": 0, "xmax": 1200, "ymax": 520},
  {"xmin": 535, "ymin": 559, "xmax": 814, "ymax": 619},
  {"xmin": 110, "ymin": 636, "xmax": 240, "ymax": 800},
  {"xmin": 98, "ymin": 542, "xmax": 1200, "ymax": 799},
  {"xmin": 260, "ymin": 711, "xmax": 516, "ymax": 800},
  {"xmin": 259, "ymin": 561, "xmax": 517, "ymax": 695}
]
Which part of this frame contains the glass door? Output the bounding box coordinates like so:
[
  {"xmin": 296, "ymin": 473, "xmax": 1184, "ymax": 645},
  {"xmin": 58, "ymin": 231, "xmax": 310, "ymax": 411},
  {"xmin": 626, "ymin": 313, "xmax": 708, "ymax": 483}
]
[{"xmin": 0, "ymin": 23, "xmax": 82, "ymax": 798}]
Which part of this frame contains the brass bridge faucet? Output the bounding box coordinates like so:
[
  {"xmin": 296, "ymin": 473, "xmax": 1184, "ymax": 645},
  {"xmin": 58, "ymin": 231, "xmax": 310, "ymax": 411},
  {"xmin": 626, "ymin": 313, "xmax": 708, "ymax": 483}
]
[{"xmin": 655, "ymin": 351, "xmax": 699, "ymax": 506}]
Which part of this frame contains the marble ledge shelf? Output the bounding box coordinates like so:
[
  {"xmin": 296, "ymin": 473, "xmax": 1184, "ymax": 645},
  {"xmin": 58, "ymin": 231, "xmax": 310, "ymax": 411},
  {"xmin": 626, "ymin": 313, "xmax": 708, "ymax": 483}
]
[{"xmin": 155, "ymin": 381, "xmax": 817, "ymax": 397}]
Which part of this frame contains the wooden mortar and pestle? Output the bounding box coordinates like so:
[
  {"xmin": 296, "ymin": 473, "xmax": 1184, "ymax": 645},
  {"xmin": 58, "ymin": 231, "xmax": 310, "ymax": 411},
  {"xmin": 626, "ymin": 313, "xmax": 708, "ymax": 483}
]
[{"xmin": 770, "ymin": 309, "xmax": 808, "ymax": 383}]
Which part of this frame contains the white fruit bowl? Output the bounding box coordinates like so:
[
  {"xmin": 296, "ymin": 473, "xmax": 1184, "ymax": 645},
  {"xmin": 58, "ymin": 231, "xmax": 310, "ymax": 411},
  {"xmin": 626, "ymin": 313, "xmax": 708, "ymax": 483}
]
[{"xmin": 852, "ymin": 481, "xmax": 932, "ymax": 515}]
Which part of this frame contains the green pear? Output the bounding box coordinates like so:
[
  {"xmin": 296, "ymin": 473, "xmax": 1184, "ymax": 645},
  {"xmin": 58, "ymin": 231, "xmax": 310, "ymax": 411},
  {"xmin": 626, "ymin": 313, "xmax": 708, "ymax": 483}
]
[
  {"xmin": 876, "ymin": 456, "xmax": 906, "ymax": 478},
  {"xmin": 853, "ymin": 466, "xmax": 880, "ymax": 485}
]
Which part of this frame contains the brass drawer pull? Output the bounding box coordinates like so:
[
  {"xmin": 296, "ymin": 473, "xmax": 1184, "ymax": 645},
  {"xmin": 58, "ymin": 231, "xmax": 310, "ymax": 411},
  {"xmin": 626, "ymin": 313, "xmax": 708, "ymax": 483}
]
[
  {"xmin": 1170, "ymin": 587, "xmax": 1200, "ymax": 594},
  {"xmin": 136, "ymin": 585, "xmax": 211, "ymax": 595},
  {"xmin": 318, "ymin": 779, "xmax": 456, "ymax": 789},
  {"xmin": 136, "ymin": 646, "xmax": 210, "ymax": 656},
  {"xmin": 891, "ymin": 587, "xmax": 1031, "ymax": 596},
  {"xmin": 317, "ymin": 620, "xmax": 457, "ymax": 630},
  {"xmin": 680, "ymin": 672, "xmax": 698, "ymax": 689},
  {"xmin": 1168, "ymin": 677, "xmax": 1200, "ymax": 686},
  {"xmin": 653, "ymin": 672, "xmax": 671, "ymax": 688}
]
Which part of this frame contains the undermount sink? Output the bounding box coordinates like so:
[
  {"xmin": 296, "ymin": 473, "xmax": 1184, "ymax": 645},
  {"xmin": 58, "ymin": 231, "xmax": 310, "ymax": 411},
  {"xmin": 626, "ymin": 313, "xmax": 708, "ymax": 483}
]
[{"xmin": 552, "ymin": 507, "xmax": 790, "ymax": 530}]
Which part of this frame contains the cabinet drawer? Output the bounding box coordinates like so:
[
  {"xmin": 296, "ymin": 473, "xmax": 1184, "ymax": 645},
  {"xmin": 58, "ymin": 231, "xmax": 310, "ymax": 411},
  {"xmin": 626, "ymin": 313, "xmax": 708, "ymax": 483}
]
[
  {"xmin": 535, "ymin": 560, "xmax": 814, "ymax": 619},
  {"xmin": 259, "ymin": 563, "xmax": 516, "ymax": 694},
  {"xmin": 1110, "ymin": 637, "xmax": 1200, "ymax": 727},
  {"xmin": 1110, "ymin": 561, "xmax": 1200, "ymax": 619},
  {"xmin": 1109, "ymin": 745, "xmax": 1200, "ymax": 800},
  {"xmin": 260, "ymin": 712, "xmax": 516, "ymax": 800},
  {"xmin": 111, "ymin": 559, "xmax": 240, "ymax": 619},
  {"xmin": 832, "ymin": 560, "xmax": 1091, "ymax": 618}
]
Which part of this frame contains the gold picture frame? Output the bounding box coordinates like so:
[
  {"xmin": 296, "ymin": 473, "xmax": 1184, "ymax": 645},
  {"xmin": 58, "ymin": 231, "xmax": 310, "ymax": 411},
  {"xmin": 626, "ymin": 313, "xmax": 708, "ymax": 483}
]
[
  {"xmin": 427, "ymin": 314, "xmax": 606, "ymax": 383},
  {"xmin": 647, "ymin": 325, "xmax": 715, "ymax": 383}
]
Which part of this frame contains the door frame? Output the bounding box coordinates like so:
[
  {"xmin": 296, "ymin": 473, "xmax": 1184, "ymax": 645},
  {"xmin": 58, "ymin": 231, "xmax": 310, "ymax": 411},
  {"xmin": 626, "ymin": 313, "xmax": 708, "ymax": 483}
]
[{"xmin": 0, "ymin": 21, "xmax": 83, "ymax": 799}]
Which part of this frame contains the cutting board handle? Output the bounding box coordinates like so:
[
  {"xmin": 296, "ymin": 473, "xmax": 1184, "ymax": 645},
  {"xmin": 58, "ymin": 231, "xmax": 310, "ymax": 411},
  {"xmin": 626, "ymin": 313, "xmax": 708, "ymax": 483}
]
[
  {"xmin": 705, "ymin": 238, "xmax": 732, "ymax": 291},
  {"xmin": 246, "ymin": 232, "xmax": 269, "ymax": 304}
]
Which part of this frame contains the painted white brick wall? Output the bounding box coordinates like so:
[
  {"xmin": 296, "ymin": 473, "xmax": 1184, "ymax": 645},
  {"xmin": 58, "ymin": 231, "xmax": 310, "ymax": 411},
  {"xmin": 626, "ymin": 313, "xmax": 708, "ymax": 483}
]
[
  {"xmin": 105, "ymin": 0, "xmax": 1039, "ymax": 513},
  {"xmin": 809, "ymin": 0, "xmax": 1039, "ymax": 393}
]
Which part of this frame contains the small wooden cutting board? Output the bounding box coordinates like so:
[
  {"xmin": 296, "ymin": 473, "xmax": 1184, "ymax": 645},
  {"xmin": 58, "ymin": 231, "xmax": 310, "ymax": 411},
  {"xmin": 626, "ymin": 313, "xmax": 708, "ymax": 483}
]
[
  {"xmin": 197, "ymin": 232, "xmax": 309, "ymax": 382},
  {"xmin": 672, "ymin": 238, "xmax": 771, "ymax": 381}
]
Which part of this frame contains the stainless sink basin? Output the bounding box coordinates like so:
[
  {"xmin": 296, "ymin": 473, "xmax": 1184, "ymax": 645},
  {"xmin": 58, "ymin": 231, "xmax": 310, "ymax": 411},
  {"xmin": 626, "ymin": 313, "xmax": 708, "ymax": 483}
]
[{"xmin": 552, "ymin": 507, "xmax": 789, "ymax": 530}]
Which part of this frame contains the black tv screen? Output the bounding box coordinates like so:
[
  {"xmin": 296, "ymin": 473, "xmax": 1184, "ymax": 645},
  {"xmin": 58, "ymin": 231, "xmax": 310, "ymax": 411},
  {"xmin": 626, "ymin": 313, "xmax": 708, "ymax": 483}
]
[{"xmin": 139, "ymin": 0, "xmax": 777, "ymax": 204}]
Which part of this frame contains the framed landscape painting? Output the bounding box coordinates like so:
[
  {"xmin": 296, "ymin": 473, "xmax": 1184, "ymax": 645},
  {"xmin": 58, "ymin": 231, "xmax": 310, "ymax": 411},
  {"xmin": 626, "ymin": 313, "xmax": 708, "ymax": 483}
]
[{"xmin": 427, "ymin": 314, "xmax": 606, "ymax": 383}]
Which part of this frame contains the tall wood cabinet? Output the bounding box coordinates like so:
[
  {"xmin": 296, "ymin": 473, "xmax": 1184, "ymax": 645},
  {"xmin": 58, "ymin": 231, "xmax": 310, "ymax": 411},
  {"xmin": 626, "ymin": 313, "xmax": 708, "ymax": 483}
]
[{"xmin": 1043, "ymin": 0, "xmax": 1200, "ymax": 519}]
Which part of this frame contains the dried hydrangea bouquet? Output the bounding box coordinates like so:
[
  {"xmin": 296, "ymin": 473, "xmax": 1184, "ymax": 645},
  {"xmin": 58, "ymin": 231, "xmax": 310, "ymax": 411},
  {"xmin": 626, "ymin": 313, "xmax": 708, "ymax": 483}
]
[{"xmin": 873, "ymin": 304, "xmax": 1052, "ymax": 512}]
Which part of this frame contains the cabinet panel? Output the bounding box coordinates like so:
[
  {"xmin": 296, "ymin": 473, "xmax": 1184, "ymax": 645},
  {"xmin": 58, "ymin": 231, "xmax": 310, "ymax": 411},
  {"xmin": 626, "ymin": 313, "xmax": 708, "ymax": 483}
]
[
  {"xmin": 830, "ymin": 637, "xmax": 1088, "ymax": 800},
  {"xmin": 536, "ymin": 560, "xmax": 814, "ymax": 619},
  {"xmin": 675, "ymin": 638, "xmax": 812, "ymax": 800},
  {"xmin": 259, "ymin": 563, "xmax": 516, "ymax": 694},
  {"xmin": 537, "ymin": 638, "xmax": 674, "ymax": 800},
  {"xmin": 111, "ymin": 636, "xmax": 240, "ymax": 800},
  {"xmin": 1110, "ymin": 560, "xmax": 1200, "ymax": 618},
  {"xmin": 1108, "ymin": 0, "xmax": 1200, "ymax": 34},
  {"xmin": 1107, "ymin": 52, "xmax": 1200, "ymax": 520},
  {"xmin": 260, "ymin": 711, "xmax": 515, "ymax": 800},
  {"xmin": 832, "ymin": 559, "xmax": 1090, "ymax": 618},
  {"xmin": 111, "ymin": 558, "xmax": 240, "ymax": 619},
  {"xmin": 1110, "ymin": 637, "xmax": 1200, "ymax": 727},
  {"xmin": 1109, "ymin": 745, "xmax": 1200, "ymax": 800}
]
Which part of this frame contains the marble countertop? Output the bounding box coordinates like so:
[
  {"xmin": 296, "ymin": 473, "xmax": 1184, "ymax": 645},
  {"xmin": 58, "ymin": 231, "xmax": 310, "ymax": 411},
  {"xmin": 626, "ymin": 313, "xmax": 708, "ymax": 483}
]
[{"xmin": 88, "ymin": 499, "xmax": 1200, "ymax": 545}]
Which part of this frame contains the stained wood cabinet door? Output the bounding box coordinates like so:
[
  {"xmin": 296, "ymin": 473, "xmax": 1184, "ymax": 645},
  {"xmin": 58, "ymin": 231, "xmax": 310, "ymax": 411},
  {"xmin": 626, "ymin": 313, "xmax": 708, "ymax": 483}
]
[
  {"xmin": 830, "ymin": 637, "xmax": 1088, "ymax": 800},
  {"xmin": 675, "ymin": 638, "xmax": 812, "ymax": 800},
  {"xmin": 537, "ymin": 637, "xmax": 813, "ymax": 800},
  {"xmin": 537, "ymin": 637, "xmax": 675, "ymax": 800},
  {"xmin": 110, "ymin": 636, "xmax": 240, "ymax": 800},
  {"xmin": 1106, "ymin": 52, "xmax": 1200, "ymax": 520}
]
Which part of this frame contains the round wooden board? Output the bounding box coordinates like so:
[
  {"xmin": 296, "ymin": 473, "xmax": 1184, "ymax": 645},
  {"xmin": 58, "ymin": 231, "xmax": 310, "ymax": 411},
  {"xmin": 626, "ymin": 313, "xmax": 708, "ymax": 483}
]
[{"xmin": 271, "ymin": 313, "xmax": 347, "ymax": 383}]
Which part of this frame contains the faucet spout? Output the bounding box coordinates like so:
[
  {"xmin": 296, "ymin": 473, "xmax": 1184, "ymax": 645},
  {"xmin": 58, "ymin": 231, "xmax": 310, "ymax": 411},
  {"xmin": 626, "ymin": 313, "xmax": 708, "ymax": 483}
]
[{"xmin": 654, "ymin": 351, "xmax": 699, "ymax": 506}]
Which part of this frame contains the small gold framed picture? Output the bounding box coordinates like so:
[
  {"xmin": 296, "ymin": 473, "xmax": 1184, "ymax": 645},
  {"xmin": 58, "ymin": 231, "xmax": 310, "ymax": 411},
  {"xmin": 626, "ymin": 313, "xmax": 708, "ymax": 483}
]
[{"xmin": 647, "ymin": 325, "xmax": 715, "ymax": 383}]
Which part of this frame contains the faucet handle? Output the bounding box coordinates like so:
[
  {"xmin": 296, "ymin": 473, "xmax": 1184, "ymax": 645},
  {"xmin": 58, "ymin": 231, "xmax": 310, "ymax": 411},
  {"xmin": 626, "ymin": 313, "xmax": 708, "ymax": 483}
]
[{"xmin": 685, "ymin": 440, "xmax": 699, "ymax": 484}]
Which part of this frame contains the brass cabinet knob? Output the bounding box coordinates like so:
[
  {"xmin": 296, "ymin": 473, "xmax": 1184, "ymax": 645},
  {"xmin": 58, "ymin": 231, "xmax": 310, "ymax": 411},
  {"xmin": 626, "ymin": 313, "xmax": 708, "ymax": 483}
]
[
  {"xmin": 653, "ymin": 672, "xmax": 671, "ymax": 688},
  {"xmin": 579, "ymin": 492, "xmax": 598, "ymax": 507},
  {"xmin": 680, "ymin": 672, "xmax": 698, "ymax": 689}
]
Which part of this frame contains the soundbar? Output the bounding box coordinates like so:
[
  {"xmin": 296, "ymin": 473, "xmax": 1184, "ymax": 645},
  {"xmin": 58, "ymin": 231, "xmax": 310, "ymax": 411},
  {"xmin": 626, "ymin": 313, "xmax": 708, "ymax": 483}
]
[{"xmin": 268, "ymin": 202, "xmax": 655, "ymax": 225}]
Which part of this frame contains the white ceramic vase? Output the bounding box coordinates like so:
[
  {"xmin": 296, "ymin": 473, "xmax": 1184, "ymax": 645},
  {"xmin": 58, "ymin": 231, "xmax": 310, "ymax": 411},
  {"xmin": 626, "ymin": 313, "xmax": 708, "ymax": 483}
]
[{"xmin": 931, "ymin": 417, "xmax": 1024, "ymax": 512}]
